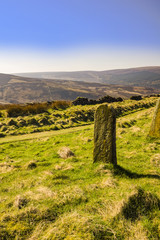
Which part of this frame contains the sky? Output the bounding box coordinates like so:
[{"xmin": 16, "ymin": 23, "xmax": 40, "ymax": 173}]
[{"xmin": 0, "ymin": 0, "xmax": 160, "ymax": 73}]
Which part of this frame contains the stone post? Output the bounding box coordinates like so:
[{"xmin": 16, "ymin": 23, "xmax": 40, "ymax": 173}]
[
  {"xmin": 149, "ymin": 99, "xmax": 160, "ymax": 138},
  {"xmin": 93, "ymin": 104, "xmax": 117, "ymax": 165}
]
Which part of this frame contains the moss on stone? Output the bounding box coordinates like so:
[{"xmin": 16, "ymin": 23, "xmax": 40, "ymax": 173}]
[
  {"xmin": 93, "ymin": 104, "xmax": 117, "ymax": 164},
  {"xmin": 149, "ymin": 99, "xmax": 160, "ymax": 138}
]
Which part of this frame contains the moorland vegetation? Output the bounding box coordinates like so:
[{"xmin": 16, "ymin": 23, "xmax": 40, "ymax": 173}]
[{"xmin": 0, "ymin": 95, "xmax": 160, "ymax": 239}]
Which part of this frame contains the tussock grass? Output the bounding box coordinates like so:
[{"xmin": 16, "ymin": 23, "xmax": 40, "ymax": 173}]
[
  {"xmin": 4, "ymin": 100, "xmax": 71, "ymax": 117},
  {"xmin": 120, "ymin": 188, "xmax": 160, "ymax": 221},
  {"xmin": 58, "ymin": 146, "xmax": 75, "ymax": 159},
  {"xmin": 0, "ymin": 100, "xmax": 160, "ymax": 239},
  {"xmin": 0, "ymin": 96, "xmax": 158, "ymax": 137}
]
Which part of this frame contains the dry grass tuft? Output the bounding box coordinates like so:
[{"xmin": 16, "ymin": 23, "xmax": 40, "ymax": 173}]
[
  {"xmin": 0, "ymin": 162, "xmax": 14, "ymax": 173},
  {"xmin": 36, "ymin": 186, "xmax": 55, "ymax": 198},
  {"xmin": 120, "ymin": 188, "xmax": 160, "ymax": 221},
  {"xmin": 25, "ymin": 187, "xmax": 56, "ymax": 201},
  {"xmin": 56, "ymin": 186, "xmax": 86, "ymax": 204},
  {"xmin": 147, "ymin": 143, "xmax": 158, "ymax": 151},
  {"xmin": 100, "ymin": 178, "xmax": 117, "ymax": 188},
  {"xmin": 58, "ymin": 147, "xmax": 74, "ymax": 159},
  {"xmin": 40, "ymin": 211, "xmax": 115, "ymax": 240},
  {"xmin": 150, "ymin": 154, "xmax": 160, "ymax": 166},
  {"xmin": 94, "ymin": 164, "xmax": 112, "ymax": 176},
  {"xmin": 125, "ymin": 221, "xmax": 148, "ymax": 240},
  {"xmin": 26, "ymin": 161, "xmax": 37, "ymax": 170},
  {"xmin": 54, "ymin": 162, "xmax": 73, "ymax": 171},
  {"xmin": 131, "ymin": 126, "xmax": 141, "ymax": 133},
  {"xmin": 14, "ymin": 195, "xmax": 29, "ymax": 209},
  {"xmin": 28, "ymin": 222, "xmax": 47, "ymax": 240}
]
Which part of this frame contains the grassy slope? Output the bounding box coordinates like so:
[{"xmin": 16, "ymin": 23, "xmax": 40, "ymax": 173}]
[
  {"xmin": 16, "ymin": 66, "xmax": 160, "ymax": 89},
  {"xmin": 0, "ymin": 103, "xmax": 160, "ymax": 239},
  {"xmin": 0, "ymin": 72, "xmax": 160, "ymax": 104},
  {"xmin": 0, "ymin": 97, "xmax": 157, "ymax": 137}
]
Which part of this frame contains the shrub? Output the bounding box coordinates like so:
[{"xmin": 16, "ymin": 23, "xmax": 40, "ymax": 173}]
[
  {"xmin": 130, "ymin": 95, "xmax": 142, "ymax": 101},
  {"xmin": 72, "ymin": 97, "xmax": 89, "ymax": 106},
  {"xmin": 5, "ymin": 101, "xmax": 71, "ymax": 117},
  {"xmin": 6, "ymin": 103, "xmax": 48, "ymax": 117},
  {"xmin": 72, "ymin": 95, "xmax": 123, "ymax": 106},
  {"xmin": 51, "ymin": 101, "xmax": 71, "ymax": 109}
]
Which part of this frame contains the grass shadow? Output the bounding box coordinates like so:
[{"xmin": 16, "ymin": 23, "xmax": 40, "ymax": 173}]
[
  {"xmin": 121, "ymin": 188, "xmax": 160, "ymax": 221},
  {"xmin": 113, "ymin": 165, "xmax": 160, "ymax": 180}
]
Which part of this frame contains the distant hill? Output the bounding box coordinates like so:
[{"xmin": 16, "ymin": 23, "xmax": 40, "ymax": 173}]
[
  {"xmin": 0, "ymin": 73, "xmax": 159, "ymax": 104},
  {"xmin": 16, "ymin": 66, "xmax": 160, "ymax": 89}
]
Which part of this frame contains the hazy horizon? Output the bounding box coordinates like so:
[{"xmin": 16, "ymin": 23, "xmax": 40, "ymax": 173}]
[
  {"xmin": 0, "ymin": 0, "xmax": 160, "ymax": 73},
  {"xmin": 14, "ymin": 65, "xmax": 160, "ymax": 75}
]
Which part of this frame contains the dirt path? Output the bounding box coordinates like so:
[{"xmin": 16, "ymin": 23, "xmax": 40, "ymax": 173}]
[
  {"xmin": 0, "ymin": 124, "xmax": 94, "ymax": 144},
  {"xmin": 0, "ymin": 107, "xmax": 154, "ymax": 144}
]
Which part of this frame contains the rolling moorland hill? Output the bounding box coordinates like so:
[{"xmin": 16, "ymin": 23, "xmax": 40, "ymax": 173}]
[
  {"xmin": 0, "ymin": 73, "xmax": 159, "ymax": 104},
  {"xmin": 0, "ymin": 97, "xmax": 160, "ymax": 239},
  {"xmin": 16, "ymin": 66, "xmax": 160, "ymax": 89}
]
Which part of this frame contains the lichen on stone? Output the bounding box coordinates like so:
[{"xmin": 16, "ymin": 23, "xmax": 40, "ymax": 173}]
[
  {"xmin": 93, "ymin": 104, "xmax": 117, "ymax": 165},
  {"xmin": 149, "ymin": 99, "xmax": 160, "ymax": 138}
]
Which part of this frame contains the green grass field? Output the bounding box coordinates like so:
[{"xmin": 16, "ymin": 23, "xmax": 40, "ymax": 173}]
[{"xmin": 0, "ymin": 99, "xmax": 160, "ymax": 239}]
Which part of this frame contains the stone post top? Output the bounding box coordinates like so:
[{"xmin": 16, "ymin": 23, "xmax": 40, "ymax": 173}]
[{"xmin": 96, "ymin": 104, "xmax": 115, "ymax": 111}]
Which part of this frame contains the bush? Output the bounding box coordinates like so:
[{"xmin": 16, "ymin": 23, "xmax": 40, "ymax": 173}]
[
  {"xmin": 51, "ymin": 101, "xmax": 71, "ymax": 109},
  {"xmin": 72, "ymin": 95, "xmax": 123, "ymax": 106},
  {"xmin": 130, "ymin": 95, "xmax": 142, "ymax": 101},
  {"xmin": 5, "ymin": 101, "xmax": 71, "ymax": 117}
]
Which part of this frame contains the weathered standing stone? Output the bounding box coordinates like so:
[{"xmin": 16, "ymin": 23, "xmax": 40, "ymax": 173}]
[
  {"xmin": 93, "ymin": 104, "xmax": 117, "ymax": 164},
  {"xmin": 149, "ymin": 99, "xmax": 160, "ymax": 138}
]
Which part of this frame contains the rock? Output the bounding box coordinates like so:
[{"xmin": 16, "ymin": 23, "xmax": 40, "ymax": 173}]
[
  {"xmin": 93, "ymin": 104, "xmax": 117, "ymax": 164},
  {"xmin": 149, "ymin": 99, "xmax": 160, "ymax": 138}
]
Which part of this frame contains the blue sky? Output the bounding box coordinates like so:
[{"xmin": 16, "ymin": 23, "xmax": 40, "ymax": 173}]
[{"xmin": 0, "ymin": 0, "xmax": 160, "ymax": 73}]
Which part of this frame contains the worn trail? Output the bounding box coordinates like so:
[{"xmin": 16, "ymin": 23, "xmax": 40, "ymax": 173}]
[
  {"xmin": 0, "ymin": 107, "xmax": 154, "ymax": 144},
  {"xmin": 0, "ymin": 124, "xmax": 94, "ymax": 144}
]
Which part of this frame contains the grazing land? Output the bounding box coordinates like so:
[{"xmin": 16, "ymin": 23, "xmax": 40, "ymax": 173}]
[
  {"xmin": 0, "ymin": 71, "xmax": 159, "ymax": 104},
  {"xmin": 16, "ymin": 66, "xmax": 160, "ymax": 89},
  {"xmin": 0, "ymin": 97, "xmax": 160, "ymax": 239},
  {"xmin": 0, "ymin": 97, "xmax": 157, "ymax": 137}
]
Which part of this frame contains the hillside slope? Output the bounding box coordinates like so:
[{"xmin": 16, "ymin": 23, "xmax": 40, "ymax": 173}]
[
  {"xmin": 0, "ymin": 73, "xmax": 159, "ymax": 104},
  {"xmin": 16, "ymin": 66, "xmax": 160, "ymax": 89},
  {"xmin": 0, "ymin": 103, "xmax": 160, "ymax": 239}
]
